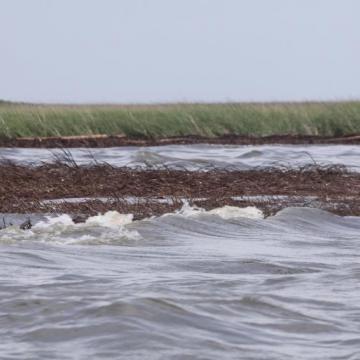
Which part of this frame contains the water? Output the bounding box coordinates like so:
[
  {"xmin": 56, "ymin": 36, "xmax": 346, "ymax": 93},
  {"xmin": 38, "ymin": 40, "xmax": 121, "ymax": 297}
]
[
  {"xmin": 2, "ymin": 144, "xmax": 360, "ymax": 359},
  {"xmin": 2, "ymin": 144, "xmax": 360, "ymax": 170},
  {"xmin": 1, "ymin": 206, "xmax": 360, "ymax": 359}
]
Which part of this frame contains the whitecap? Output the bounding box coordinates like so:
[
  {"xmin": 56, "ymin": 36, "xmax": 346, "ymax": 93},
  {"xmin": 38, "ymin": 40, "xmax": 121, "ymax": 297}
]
[
  {"xmin": 85, "ymin": 211, "xmax": 134, "ymax": 228},
  {"xmin": 207, "ymin": 205, "xmax": 264, "ymax": 220},
  {"xmin": 163, "ymin": 202, "xmax": 263, "ymax": 220},
  {"xmin": 0, "ymin": 211, "xmax": 140, "ymax": 246}
]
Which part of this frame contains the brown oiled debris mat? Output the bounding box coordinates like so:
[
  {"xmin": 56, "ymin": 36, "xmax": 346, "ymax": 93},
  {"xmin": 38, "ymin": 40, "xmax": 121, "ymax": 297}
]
[
  {"xmin": 2, "ymin": 133, "xmax": 360, "ymax": 148},
  {"xmin": 0, "ymin": 161, "xmax": 359, "ymax": 219}
]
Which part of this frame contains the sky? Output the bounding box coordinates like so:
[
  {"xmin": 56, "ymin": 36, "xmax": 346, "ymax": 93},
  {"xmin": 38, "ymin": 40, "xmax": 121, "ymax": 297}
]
[{"xmin": 0, "ymin": 0, "xmax": 359, "ymax": 103}]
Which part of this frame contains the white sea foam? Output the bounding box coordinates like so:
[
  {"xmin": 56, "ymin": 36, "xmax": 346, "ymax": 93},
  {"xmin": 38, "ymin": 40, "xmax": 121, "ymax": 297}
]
[
  {"xmin": 33, "ymin": 214, "xmax": 74, "ymax": 230},
  {"xmin": 85, "ymin": 211, "xmax": 134, "ymax": 227},
  {"xmin": 207, "ymin": 205, "xmax": 264, "ymax": 219},
  {"xmin": 174, "ymin": 201, "xmax": 205, "ymax": 217},
  {"xmin": 0, "ymin": 212, "xmax": 139, "ymax": 245},
  {"xmin": 165, "ymin": 202, "xmax": 264, "ymax": 220}
]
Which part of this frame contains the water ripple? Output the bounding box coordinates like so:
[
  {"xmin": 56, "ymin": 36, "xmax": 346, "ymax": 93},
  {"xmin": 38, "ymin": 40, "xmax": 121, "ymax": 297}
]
[{"xmin": 0, "ymin": 207, "xmax": 360, "ymax": 359}]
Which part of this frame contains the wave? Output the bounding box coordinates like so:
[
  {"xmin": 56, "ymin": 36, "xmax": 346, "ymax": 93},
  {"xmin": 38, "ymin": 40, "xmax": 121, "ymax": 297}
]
[
  {"xmin": 0, "ymin": 211, "xmax": 140, "ymax": 245},
  {"xmin": 1, "ymin": 205, "xmax": 359, "ymax": 247},
  {"xmin": 2, "ymin": 205, "xmax": 360, "ymax": 359},
  {"xmin": 0, "ymin": 204, "xmax": 263, "ymax": 245}
]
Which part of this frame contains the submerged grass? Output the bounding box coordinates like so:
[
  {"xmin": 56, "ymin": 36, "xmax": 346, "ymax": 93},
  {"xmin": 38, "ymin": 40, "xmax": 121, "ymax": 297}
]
[
  {"xmin": 1, "ymin": 101, "xmax": 360, "ymax": 138},
  {"xmin": 0, "ymin": 160, "xmax": 359, "ymax": 218}
]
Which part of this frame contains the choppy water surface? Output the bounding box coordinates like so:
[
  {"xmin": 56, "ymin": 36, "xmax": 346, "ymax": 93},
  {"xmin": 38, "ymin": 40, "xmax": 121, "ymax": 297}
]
[
  {"xmin": 2, "ymin": 144, "xmax": 360, "ymax": 170},
  {"xmin": 2, "ymin": 144, "xmax": 360, "ymax": 359},
  {"xmin": 1, "ymin": 206, "xmax": 360, "ymax": 359}
]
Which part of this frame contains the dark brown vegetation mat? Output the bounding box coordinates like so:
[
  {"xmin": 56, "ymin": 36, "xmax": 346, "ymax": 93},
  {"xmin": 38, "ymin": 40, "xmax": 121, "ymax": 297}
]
[
  {"xmin": 3, "ymin": 133, "xmax": 360, "ymax": 148},
  {"xmin": 1, "ymin": 161, "xmax": 360, "ymax": 219}
]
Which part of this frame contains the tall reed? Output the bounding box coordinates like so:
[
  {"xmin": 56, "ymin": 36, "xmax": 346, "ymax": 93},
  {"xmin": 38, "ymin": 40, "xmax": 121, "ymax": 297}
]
[{"xmin": 0, "ymin": 101, "xmax": 359, "ymax": 138}]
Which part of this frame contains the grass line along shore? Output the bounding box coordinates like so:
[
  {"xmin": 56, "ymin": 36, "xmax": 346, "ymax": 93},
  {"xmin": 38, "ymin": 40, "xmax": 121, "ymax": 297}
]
[{"xmin": 1, "ymin": 101, "xmax": 360, "ymax": 143}]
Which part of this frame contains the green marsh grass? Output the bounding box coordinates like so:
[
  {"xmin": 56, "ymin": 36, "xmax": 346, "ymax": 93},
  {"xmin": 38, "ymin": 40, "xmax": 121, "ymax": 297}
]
[{"xmin": 0, "ymin": 101, "xmax": 360, "ymax": 139}]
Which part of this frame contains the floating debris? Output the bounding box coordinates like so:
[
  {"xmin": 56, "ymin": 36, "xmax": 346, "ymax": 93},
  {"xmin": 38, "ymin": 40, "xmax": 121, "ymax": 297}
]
[{"xmin": 19, "ymin": 218, "xmax": 32, "ymax": 230}]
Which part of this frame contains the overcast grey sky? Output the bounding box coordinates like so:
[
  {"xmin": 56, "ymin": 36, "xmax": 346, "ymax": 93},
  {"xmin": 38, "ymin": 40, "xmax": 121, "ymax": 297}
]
[{"xmin": 0, "ymin": 0, "xmax": 359, "ymax": 103}]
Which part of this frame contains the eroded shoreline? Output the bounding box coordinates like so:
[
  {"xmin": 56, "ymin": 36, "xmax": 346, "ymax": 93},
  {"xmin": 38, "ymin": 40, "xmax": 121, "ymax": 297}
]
[{"xmin": 3, "ymin": 133, "xmax": 360, "ymax": 148}]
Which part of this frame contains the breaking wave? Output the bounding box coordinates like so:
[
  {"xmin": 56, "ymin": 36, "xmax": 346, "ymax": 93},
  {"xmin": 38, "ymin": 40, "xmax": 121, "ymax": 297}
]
[{"xmin": 0, "ymin": 205, "xmax": 264, "ymax": 245}]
